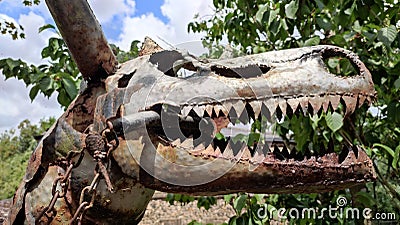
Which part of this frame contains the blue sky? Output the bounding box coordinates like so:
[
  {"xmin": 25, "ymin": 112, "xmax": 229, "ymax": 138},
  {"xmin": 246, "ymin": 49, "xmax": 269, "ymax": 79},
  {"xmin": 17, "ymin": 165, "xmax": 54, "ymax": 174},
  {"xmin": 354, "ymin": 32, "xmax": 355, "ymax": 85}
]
[{"xmin": 0, "ymin": 0, "xmax": 213, "ymax": 132}]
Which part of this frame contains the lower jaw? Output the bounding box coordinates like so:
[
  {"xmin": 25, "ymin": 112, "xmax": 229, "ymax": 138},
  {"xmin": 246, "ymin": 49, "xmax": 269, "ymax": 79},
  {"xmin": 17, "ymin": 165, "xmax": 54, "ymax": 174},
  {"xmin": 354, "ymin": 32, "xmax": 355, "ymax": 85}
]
[{"xmin": 136, "ymin": 140, "xmax": 376, "ymax": 195}]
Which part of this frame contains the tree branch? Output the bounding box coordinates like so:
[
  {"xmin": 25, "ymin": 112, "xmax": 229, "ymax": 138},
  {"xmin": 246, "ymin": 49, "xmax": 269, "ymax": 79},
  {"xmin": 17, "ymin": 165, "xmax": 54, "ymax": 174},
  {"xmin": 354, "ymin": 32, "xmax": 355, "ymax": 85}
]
[{"xmin": 45, "ymin": 0, "xmax": 118, "ymax": 81}]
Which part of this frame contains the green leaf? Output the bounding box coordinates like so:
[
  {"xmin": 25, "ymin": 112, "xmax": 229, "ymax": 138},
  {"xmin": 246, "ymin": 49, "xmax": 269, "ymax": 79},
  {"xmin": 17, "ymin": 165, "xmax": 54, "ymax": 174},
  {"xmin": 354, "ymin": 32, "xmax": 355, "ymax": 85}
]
[
  {"xmin": 247, "ymin": 132, "xmax": 260, "ymax": 146},
  {"xmin": 285, "ymin": 0, "xmax": 299, "ymax": 19},
  {"xmin": 232, "ymin": 133, "xmax": 247, "ymax": 144},
  {"xmin": 394, "ymin": 78, "xmax": 400, "ymax": 89},
  {"xmin": 327, "ymin": 58, "xmax": 340, "ymax": 68},
  {"xmin": 377, "ymin": 25, "xmax": 398, "ymax": 47},
  {"xmin": 38, "ymin": 24, "xmax": 55, "ymax": 33},
  {"xmin": 268, "ymin": 9, "xmax": 279, "ymax": 26},
  {"xmin": 254, "ymin": 194, "xmax": 265, "ymax": 203},
  {"xmin": 215, "ymin": 132, "xmax": 226, "ymax": 140},
  {"xmin": 6, "ymin": 58, "xmax": 20, "ymax": 71},
  {"xmin": 57, "ymin": 89, "xmax": 70, "ymax": 107},
  {"xmin": 353, "ymin": 20, "xmax": 361, "ymax": 33},
  {"xmin": 356, "ymin": 191, "xmax": 376, "ymax": 208},
  {"xmin": 329, "ymin": 35, "xmax": 346, "ymax": 46},
  {"xmin": 29, "ymin": 85, "xmax": 40, "ymax": 101},
  {"xmin": 38, "ymin": 76, "xmax": 52, "ymax": 92},
  {"xmin": 255, "ymin": 4, "xmax": 269, "ymax": 24},
  {"xmin": 224, "ymin": 194, "xmax": 233, "ymax": 204},
  {"xmin": 61, "ymin": 76, "xmax": 78, "ymax": 99},
  {"xmin": 303, "ymin": 36, "xmax": 320, "ymax": 46},
  {"xmin": 41, "ymin": 46, "xmax": 50, "ymax": 58},
  {"xmin": 392, "ymin": 145, "xmax": 400, "ymax": 169},
  {"xmin": 325, "ymin": 112, "xmax": 343, "ymax": 133},
  {"xmin": 316, "ymin": 17, "xmax": 332, "ymax": 31},
  {"xmin": 233, "ymin": 194, "xmax": 247, "ymax": 215},
  {"xmin": 373, "ymin": 143, "xmax": 395, "ymax": 158}
]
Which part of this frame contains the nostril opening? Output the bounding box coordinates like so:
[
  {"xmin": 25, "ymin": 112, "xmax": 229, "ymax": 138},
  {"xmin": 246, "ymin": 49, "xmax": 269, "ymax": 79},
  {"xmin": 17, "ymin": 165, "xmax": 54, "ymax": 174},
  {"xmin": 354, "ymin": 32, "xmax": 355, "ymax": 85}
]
[{"xmin": 211, "ymin": 64, "xmax": 271, "ymax": 78}]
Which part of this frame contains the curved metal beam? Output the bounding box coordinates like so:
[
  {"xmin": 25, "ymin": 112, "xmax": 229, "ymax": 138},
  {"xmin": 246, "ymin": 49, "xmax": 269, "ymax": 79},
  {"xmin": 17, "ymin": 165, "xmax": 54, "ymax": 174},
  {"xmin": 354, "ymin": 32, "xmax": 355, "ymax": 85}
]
[{"xmin": 45, "ymin": 0, "xmax": 118, "ymax": 81}]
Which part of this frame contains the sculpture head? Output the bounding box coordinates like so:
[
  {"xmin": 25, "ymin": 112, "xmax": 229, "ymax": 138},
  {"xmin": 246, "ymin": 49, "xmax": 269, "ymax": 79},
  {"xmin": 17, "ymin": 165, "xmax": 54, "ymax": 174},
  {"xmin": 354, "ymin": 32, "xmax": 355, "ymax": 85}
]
[{"xmin": 92, "ymin": 43, "xmax": 376, "ymax": 194}]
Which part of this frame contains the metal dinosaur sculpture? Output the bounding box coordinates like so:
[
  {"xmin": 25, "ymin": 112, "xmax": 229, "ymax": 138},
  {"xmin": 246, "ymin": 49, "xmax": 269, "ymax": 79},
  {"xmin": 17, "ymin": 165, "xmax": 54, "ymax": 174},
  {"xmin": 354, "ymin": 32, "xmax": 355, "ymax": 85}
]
[{"xmin": 3, "ymin": 0, "xmax": 376, "ymax": 224}]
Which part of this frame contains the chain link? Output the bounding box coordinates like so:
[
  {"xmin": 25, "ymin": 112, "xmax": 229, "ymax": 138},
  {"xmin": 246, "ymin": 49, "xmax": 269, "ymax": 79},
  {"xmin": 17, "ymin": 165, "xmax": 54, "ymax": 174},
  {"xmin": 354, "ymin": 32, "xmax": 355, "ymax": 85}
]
[
  {"xmin": 36, "ymin": 121, "xmax": 119, "ymax": 225},
  {"xmin": 35, "ymin": 153, "xmax": 82, "ymax": 225}
]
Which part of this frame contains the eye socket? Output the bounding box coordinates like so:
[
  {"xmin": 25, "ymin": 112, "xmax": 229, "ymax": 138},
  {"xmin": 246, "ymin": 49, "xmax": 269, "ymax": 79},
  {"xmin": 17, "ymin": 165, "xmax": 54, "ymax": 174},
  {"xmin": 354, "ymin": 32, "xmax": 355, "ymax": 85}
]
[
  {"xmin": 149, "ymin": 50, "xmax": 197, "ymax": 78},
  {"xmin": 118, "ymin": 70, "xmax": 135, "ymax": 88}
]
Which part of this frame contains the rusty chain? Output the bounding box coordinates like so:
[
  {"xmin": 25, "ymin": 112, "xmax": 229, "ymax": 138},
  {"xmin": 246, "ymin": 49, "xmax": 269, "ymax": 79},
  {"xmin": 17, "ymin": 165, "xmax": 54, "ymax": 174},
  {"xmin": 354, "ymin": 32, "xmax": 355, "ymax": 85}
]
[{"xmin": 36, "ymin": 121, "xmax": 119, "ymax": 225}]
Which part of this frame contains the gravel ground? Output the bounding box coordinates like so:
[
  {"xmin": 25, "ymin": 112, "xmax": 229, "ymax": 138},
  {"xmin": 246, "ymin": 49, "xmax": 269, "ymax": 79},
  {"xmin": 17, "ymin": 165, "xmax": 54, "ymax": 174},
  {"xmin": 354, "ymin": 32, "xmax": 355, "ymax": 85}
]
[{"xmin": 140, "ymin": 192, "xmax": 235, "ymax": 225}]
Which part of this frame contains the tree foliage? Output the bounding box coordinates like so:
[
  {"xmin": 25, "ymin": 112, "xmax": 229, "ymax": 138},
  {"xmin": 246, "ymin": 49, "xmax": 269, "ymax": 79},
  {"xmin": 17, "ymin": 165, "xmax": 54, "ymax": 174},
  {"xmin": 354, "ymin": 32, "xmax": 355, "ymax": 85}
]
[
  {"xmin": 0, "ymin": 25, "xmax": 80, "ymax": 108},
  {"xmin": 0, "ymin": 118, "xmax": 54, "ymax": 199}
]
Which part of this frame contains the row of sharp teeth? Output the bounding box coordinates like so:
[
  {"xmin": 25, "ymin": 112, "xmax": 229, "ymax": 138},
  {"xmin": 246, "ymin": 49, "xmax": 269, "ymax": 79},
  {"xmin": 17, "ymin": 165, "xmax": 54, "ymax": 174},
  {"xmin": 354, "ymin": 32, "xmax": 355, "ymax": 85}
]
[
  {"xmin": 171, "ymin": 137, "xmax": 278, "ymax": 161},
  {"xmin": 166, "ymin": 137, "xmax": 367, "ymax": 166},
  {"xmin": 178, "ymin": 94, "xmax": 372, "ymax": 119}
]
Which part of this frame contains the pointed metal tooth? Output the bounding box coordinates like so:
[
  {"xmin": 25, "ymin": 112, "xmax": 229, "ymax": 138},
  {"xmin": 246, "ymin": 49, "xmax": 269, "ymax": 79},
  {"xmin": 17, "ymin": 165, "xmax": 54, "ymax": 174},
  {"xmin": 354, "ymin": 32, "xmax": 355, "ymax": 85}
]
[
  {"xmin": 263, "ymin": 99, "xmax": 277, "ymax": 119},
  {"xmin": 238, "ymin": 110, "xmax": 250, "ymax": 124},
  {"xmin": 249, "ymin": 101, "xmax": 262, "ymax": 118},
  {"xmin": 278, "ymin": 99, "xmax": 287, "ymax": 116},
  {"xmin": 181, "ymin": 138, "xmax": 194, "ymax": 149},
  {"xmin": 202, "ymin": 144, "xmax": 215, "ymax": 157},
  {"xmin": 214, "ymin": 104, "xmax": 228, "ymax": 116},
  {"xmin": 232, "ymin": 100, "xmax": 246, "ymax": 116},
  {"xmin": 181, "ymin": 106, "xmax": 192, "ymax": 117},
  {"xmin": 223, "ymin": 143, "xmax": 235, "ymax": 158},
  {"xmin": 240, "ymin": 147, "xmax": 252, "ymax": 160},
  {"xmin": 322, "ymin": 95, "xmax": 330, "ymax": 112},
  {"xmin": 357, "ymin": 94, "xmax": 366, "ymax": 108},
  {"xmin": 222, "ymin": 101, "xmax": 233, "ymax": 114},
  {"xmin": 205, "ymin": 105, "xmax": 214, "ymax": 116},
  {"xmin": 193, "ymin": 143, "xmax": 205, "ymax": 151},
  {"xmin": 261, "ymin": 98, "xmax": 278, "ymax": 121},
  {"xmin": 309, "ymin": 96, "xmax": 323, "ymax": 113},
  {"xmin": 171, "ymin": 139, "xmax": 181, "ymax": 146},
  {"xmin": 192, "ymin": 105, "xmax": 205, "ymax": 117},
  {"xmin": 342, "ymin": 96, "xmax": 357, "ymax": 116},
  {"xmin": 214, "ymin": 147, "xmax": 222, "ymax": 157},
  {"xmin": 328, "ymin": 95, "xmax": 341, "ymax": 110},
  {"xmin": 287, "ymin": 98, "xmax": 300, "ymax": 112},
  {"xmin": 366, "ymin": 96, "xmax": 372, "ymax": 105},
  {"xmin": 250, "ymin": 147, "xmax": 265, "ymax": 164},
  {"xmin": 298, "ymin": 96, "xmax": 309, "ymax": 113}
]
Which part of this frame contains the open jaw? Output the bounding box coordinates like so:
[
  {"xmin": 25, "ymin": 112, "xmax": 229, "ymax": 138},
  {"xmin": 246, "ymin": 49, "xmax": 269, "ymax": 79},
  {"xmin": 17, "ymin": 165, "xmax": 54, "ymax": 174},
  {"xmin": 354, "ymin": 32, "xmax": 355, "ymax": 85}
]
[{"xmin": 123, "ymin": 92, "xmax": 376, "ymax": 195}]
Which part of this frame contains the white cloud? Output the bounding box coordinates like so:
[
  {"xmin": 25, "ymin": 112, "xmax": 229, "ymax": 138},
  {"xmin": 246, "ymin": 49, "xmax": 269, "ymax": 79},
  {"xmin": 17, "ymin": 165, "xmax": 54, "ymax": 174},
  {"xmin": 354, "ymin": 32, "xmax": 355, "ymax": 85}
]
[
  {"xmin": 115, "ymin": 0, "xmax": 214, "ymax": 50},
  {"xmin": 0, "ymin": 11, "xmax": 62, "ymax": 132},
  {"xmin": 89, "ymin": 0, "xmax": 135, "ymax": 23},
  {"xmin": 0, "ymin": 77, "xmax": 63, "ymax": 133},
  {"xmin": 0, "ymin": 11, "xmax": 55, "ymax": 63}
]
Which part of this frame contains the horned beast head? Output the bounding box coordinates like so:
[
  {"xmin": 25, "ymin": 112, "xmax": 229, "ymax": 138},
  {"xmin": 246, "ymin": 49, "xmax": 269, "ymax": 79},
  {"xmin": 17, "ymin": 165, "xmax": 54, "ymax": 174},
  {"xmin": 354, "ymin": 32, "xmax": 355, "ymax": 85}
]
[{"xmin": 94, "ymin": 41, "xmax": 376, "ymax": 195}]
